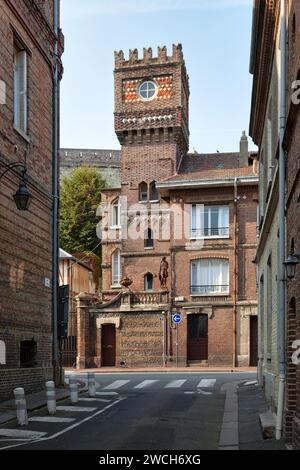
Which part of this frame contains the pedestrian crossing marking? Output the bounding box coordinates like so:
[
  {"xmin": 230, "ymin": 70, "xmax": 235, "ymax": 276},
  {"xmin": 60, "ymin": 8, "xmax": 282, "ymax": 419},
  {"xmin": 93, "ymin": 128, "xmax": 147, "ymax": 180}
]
[
  {"xmin": 56, "ymin": 406, "xmax": 97, "ymax": 412},
  {"xmin": 197, "ymin": 379, "xmax": 216, "ymax": 388},
  {"xmin": 164, "ymin": 380, "xmax": 187, "ymax": 389},
  {"xmin": 28, "ymin": 417, "xmax": 75, "ymax": 423},
  {"xmin": 0, "ymin": 429, "xmax": 47, "ymax": 439},
  {"xmin": 96, "ymin": 391, "xmax": 119, "ymax": 396},
  {"xmin": 102, "ymin": 380, "xmax": 130, "ymax": 390},
  {"xmin": 134, "ymin": 380, "xmax": 158, "ymax": 389}
]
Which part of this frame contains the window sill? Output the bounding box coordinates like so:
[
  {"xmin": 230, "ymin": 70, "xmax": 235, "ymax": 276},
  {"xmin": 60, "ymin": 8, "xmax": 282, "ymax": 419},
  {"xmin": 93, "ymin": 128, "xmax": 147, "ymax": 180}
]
[
  {"xmin": 14, "ymin": 126, "xmax": 31, "ymax": 143},
  {"xmin": 190, "ymin": 292, "xmax": 230, "ymax": 297},
  {"xmin": 190, "ymin": 236, "xmax": 230, "ymax": 240},
  {"xmin": 149, "ymin": 200, "xmax": 159, "ymax": 204},
  {"xmin": 144, "ymin": 247, "xmax": 154, "ymax": 250},
  {"xmin": 110, "ymin": 284, "xmax": 121, "ymax": 289}
]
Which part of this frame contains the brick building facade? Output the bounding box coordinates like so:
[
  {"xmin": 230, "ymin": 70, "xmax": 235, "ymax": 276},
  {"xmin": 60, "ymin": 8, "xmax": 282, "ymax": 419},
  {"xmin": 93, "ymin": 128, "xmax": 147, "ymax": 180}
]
[
  {"xmin": 76, "ymin": 45, "xmax": 258, "ymax": 370},
  {"xmin": 0, "ymin": 0, "xmax": 63, "ymax": 400},
  {"xmin": 283, "ymin": 0, "xmax": 300, "ymax": 449},
  {"xmin": 250, "ymin": 0, "xmax": 300, "ymax": 449}
]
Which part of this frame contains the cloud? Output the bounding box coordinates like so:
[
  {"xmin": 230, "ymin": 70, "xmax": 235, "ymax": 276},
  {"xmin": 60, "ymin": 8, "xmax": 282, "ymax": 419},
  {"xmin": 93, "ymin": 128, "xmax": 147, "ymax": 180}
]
[{"xmin": 62, "ymin": 0, "xmax": 252, "ymax": 19}]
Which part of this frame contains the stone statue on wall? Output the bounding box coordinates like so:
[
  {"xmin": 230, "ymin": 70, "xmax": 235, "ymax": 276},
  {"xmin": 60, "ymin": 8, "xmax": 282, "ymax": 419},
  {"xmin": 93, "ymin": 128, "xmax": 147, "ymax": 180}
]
[{"xmin": 159, "ymin": 257, "xmax": 169, "ymax": 289}]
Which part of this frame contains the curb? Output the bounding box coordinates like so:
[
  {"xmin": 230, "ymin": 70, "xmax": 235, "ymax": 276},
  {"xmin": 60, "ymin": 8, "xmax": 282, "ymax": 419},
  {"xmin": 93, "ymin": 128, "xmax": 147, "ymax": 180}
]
[{"xmin": 218, "ymin": 382, "xmax": 239, "ymax": 450}]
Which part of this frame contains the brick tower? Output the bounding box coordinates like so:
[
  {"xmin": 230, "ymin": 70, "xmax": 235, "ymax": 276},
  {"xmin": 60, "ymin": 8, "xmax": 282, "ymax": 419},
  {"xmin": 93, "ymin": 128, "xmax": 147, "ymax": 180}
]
[
  {"xmin": 107, "ymin": 44, "xmax": 190, "ymax": 292},
  {"xmin": 114, "ymin": 44, "xmax": 190, "ymax": 191}
]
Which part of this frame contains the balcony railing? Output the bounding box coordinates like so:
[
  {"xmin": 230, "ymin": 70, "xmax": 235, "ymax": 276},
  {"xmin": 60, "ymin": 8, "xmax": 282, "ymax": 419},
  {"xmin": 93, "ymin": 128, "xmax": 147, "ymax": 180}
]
[
  {"xmin": 190, "ymin": 285, "xmax": 229, "ymax": 295},
  {"xmin": 190, "ymin": 227, "xmax": 229, "ymax": 238},
  {"xmin": 121, "ymin": 291, "xmax": 170, "ymax": 307}
]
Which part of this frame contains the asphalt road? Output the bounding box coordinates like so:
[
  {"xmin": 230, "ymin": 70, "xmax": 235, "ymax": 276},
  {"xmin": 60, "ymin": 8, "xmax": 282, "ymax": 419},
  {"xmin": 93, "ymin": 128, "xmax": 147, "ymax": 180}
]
[{"xmin": 0, "ymin": 372, "xmax": 256, "ymax": 451}]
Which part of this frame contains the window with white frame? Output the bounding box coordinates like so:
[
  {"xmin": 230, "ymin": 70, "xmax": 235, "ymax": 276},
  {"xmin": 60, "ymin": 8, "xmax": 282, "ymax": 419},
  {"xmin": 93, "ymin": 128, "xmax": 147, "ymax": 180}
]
[
  {"xmin": 191, "ymin": 259, "xmax": 229, "ymax": 295},
  {"xmin": 13, "ymin": 47, "xmax": 27, "ymax": 134},
  {"xmin": 112, "ymin": 198, "xmax": 121, "ymax": 227},
  {"xmin": 191, "ymin": 205, "xmax": 229, "ymax": 238},
  {"xmin": 112, "ymin": 250, "xmax": 122, "ymax": 286}
]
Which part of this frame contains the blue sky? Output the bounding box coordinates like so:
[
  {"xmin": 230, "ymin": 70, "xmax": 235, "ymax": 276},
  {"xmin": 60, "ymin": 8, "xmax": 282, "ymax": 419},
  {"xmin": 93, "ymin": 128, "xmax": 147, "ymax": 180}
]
[{"xmin": 60, "ymin": 0, "xmax": 256, "ymax": 153}]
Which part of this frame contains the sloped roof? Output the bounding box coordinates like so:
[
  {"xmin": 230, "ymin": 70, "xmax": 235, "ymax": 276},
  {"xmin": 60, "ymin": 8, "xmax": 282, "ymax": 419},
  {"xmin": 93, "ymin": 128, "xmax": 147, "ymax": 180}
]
[{"xmin": 162, "ymin": 152, "xmax": 257, "ymax": 183}]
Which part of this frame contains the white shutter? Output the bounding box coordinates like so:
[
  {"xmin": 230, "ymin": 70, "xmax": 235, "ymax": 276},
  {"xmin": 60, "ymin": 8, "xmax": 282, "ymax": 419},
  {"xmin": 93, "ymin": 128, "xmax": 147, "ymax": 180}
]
[
  {"xmin": 18, "ymin": 51, "xmax": 27, "ymax": 133},
  {"xmin": 13, "ymin": 54, "xmax": 19, "ymax": 127}
]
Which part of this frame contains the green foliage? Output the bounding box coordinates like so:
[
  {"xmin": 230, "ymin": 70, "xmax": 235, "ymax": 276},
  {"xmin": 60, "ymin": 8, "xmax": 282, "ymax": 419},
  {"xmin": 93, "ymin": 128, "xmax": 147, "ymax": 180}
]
[{"xmin": 59, "ymin": 166, "xmax": 105, "ymax": 255}]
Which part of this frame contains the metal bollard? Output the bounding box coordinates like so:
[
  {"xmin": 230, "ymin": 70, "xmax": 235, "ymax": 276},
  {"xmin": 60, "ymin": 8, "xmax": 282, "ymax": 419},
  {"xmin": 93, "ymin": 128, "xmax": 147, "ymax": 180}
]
[
  {"xmin": 88, "ymin": 373, "xmax": 96, "ymax": 397},
  {"xmin": 46, "ymin": 381, "xmax": 56, "ymax": 415},
  {"xmin": 69, "ymin": 381, "xmax": 78, "ymax": 404},
  {"xmin": 14, "ymin": 387, "xmax": 28, "ymax": 426}
]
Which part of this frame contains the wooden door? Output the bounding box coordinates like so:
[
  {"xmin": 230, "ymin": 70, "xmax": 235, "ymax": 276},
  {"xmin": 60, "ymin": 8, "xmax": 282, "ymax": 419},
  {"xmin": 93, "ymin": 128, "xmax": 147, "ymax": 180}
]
[
  {"xmin": 250, "ymin": 316, "xmax": 258, "ymax": 366},
  {"xmin": 101, "ymin": 324, "xmax": 116, "ymax": 367},
  {"xmin": 187, "ymin": 314, "xmax": 208, "ymax": 361}
]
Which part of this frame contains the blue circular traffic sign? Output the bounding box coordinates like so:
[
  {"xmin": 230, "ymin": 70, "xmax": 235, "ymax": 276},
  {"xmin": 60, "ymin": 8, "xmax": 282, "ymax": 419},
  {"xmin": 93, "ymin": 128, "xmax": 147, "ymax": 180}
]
[{"xmin": 172, "ymin": 313, "xmax": 182, "ymax": 325}]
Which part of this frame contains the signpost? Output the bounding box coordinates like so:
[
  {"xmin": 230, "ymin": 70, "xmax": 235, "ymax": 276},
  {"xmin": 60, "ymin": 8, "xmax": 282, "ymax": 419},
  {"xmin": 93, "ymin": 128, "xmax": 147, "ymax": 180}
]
[
  {"xmin": 172, "ymin": 313, "xmax": 182, "ymax": 367},
  {"xmin": 172, "ymin": 313, "xmax": 182, "ymax": 325}
]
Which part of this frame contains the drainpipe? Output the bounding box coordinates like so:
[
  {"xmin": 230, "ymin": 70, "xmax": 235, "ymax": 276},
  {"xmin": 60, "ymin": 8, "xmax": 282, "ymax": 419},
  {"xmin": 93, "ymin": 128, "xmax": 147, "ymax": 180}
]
[
  {"xmin": 233, "ymin": 177, "xmax": 238, "ymax": 368},
  {"xmin": 52, "ymin": 0, "xmax": 60, "ymax": 385},
  {"xmin": 276, "ymin": 0, "xmax": 287, "ymax": 441}
]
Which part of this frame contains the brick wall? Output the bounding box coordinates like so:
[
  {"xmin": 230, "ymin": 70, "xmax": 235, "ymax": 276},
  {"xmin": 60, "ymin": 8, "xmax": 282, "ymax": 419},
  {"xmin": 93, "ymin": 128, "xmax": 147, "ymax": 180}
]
[
  {"xmin": 0, "ymin": 0, "xmax": 63, "ymax": 399},
  {"xmin": 285, "ymin": 0, "xmax": 300, "ymax": 449}
]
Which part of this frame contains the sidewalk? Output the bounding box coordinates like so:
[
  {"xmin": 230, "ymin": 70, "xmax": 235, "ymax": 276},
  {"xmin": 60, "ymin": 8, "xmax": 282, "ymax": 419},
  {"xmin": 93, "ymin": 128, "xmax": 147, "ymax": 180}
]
[
  {"xmin": 66, "ymin": 366, "xmax": 257, "ymax": 374},
  {"xmin": 238, "ymin": 382, "xmax": 286, "ymax": 450},
  {"xmin": 0, "ymin": 388, "xmax": 70, "ymax": 425}
]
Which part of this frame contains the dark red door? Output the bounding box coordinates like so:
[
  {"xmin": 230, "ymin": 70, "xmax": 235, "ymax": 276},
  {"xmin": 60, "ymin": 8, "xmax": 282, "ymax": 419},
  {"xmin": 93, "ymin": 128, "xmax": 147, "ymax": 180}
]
[
  {"xmin": 250, "ymin": 316, "xmax": 258, "ymax": 366},
  {"xmin": 101, "ymin": 324, "xmax": 116, "ymax": 367},
  {"xmin": 187, "ymin": 314, "xmax": 208, "ymax": 361}
]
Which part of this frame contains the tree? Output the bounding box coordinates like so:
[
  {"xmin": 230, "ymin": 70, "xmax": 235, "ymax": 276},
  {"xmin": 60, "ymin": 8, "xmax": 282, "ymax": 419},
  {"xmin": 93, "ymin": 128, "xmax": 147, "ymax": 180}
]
[{"xmin": 59, "ymin": 166, "xmax": 105, "ymax": 255}]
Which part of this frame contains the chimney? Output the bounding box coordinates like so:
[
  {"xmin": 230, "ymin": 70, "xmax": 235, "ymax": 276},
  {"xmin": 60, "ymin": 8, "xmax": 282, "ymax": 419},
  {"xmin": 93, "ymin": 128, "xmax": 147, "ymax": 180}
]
[{"xmin": 239, "ymin": 131, "xmax": 249, "ymax": 167}]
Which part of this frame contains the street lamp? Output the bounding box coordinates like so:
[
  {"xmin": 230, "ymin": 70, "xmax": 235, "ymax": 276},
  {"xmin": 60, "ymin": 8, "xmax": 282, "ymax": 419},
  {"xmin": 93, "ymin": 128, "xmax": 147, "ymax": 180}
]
[
  {"xmin": 0, "ymin": 162, "xmax": 32, "ymax": 211},
  {"xmin": 284, "ymin": 252, "xmax": 300, "ymax": 280}
]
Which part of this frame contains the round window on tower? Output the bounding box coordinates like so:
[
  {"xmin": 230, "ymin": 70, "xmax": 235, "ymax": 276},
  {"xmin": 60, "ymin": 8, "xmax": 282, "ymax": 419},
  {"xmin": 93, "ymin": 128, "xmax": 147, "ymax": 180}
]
[{"xmin": 138, "ymin": 80, "xmax": 157, "ymax": 101}]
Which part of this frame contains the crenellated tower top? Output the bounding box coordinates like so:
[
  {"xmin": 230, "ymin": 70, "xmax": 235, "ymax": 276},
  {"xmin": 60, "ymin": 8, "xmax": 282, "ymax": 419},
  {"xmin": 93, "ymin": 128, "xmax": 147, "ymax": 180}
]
[
  {"xmin": 114, "ymin": 44, "xmax": 184, "ymax": 69},
  {"xmin": 114, "ymin": 44, "xmax": 189, "ymax": 161}
]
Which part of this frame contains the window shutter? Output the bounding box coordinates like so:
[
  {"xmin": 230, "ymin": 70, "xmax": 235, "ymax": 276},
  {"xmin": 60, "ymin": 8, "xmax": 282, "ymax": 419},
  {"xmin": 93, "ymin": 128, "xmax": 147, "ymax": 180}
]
[
  {"xmin": 18, "ymin": 51, "xmax": 27, "ymax": 133},
  {"xmin": 13, "ymin": 54, "xmax": 19, "ymax": 127}
]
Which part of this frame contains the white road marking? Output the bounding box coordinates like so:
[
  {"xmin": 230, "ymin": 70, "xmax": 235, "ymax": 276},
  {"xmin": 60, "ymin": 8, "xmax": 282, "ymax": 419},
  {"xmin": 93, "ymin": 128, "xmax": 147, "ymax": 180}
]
[
  {"xmin": 0, "ymin": 398, "xmax": 125, "ymax": 450},
  {"xmin": 79, "ymin": 398, "xmax": 111, "ymax": 403},
  {"xmin": 96, "ymin": 391, "xmax": 118, "ymax": 396},
  {"xmin": 28, "ymin": 417, "xmax": 75, "ymax": 423},
  {"xmin": 197, "ymin": 379, "xmax": 216, "ymax": 388},
  {"xmin": 102, "ymin": 380, "xmax": 130, "ymax": 390},
  {"xmin": 134, "ymin": 380, "xmax": 158, "ymax": 389},
  {"xmin": 197, "ymin": 389, "xmax": 212, "ymax": 396},
  {"xmin": 56, "ymin": 406, "xmax": 97, "ymax": 412},
  {"xmin": 244, "ymin": 380, "xmax": 258, "ymax": 386},
  {"xmin": 164, "ymin": 380, "xmax": 187, "ymax": 389},
  {"xmin": 0, "ymin": 429, "xmax": 47, "ymax": 439}
]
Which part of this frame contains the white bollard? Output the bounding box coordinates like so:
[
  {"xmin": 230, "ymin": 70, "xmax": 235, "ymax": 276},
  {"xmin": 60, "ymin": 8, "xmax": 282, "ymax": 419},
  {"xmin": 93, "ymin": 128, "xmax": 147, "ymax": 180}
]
[
  {"xmin": 69, "ymin": 382, "xmax": 78, "ymax": 404},
  {"xmin": 88, "ymin": 373, "xmax": 96, "ymax": 397},
  {"xmin": 14, "ymin": 387, "xmax": 28, "ymax": 426},
  {"xmin": 46, "ymin": 381, "xmax": 56, "ymax": 415}
]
